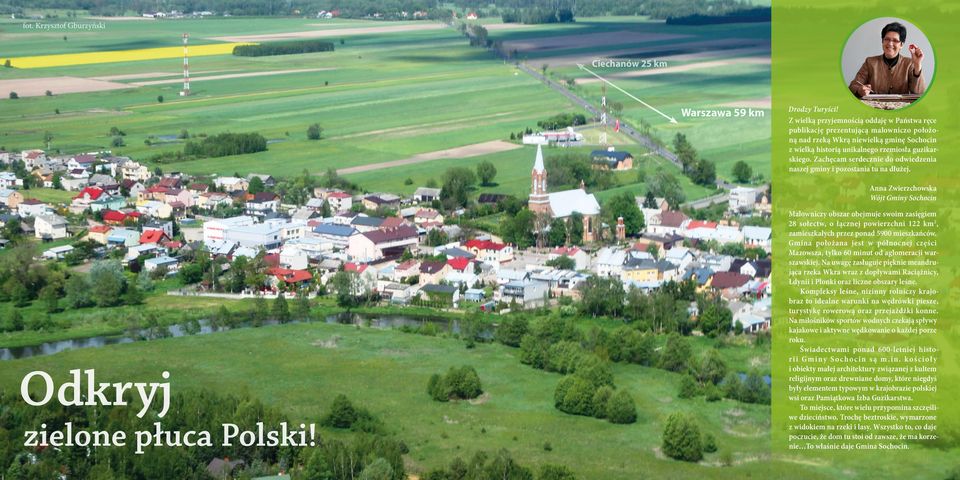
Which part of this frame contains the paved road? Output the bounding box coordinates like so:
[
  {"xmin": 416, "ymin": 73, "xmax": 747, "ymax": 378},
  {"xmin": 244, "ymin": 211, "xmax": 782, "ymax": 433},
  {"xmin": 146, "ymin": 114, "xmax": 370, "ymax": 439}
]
[
  {"xmin": 515, "ymin": 62, "xmax": 682, "ymax": 169},
  {"xmin": 682, "ymin": 193, "xmax": 729, "ymax": 210}
]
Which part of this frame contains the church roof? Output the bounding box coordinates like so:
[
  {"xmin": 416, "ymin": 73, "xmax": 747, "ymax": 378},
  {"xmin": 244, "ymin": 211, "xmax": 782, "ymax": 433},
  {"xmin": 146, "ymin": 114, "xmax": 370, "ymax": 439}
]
[
  {"xmin": 548, "ymin": 189, "xmax": 600, "ymax": 217},
  {"xmin": 533, "ymin": 144, "xmax": 545, "ymax": 173}
]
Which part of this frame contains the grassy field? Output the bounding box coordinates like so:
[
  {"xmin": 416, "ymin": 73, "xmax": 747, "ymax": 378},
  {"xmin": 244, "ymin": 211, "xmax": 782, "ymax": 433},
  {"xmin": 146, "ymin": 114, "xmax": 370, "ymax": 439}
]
[
  {"xmin": 0, "ymin": 320, "xmax": 784, "ymax": 479},
  {"xmin": 0, "ymin": 321, "xmax": 950, "ymax": 478},
  {"xmin": 0, "ymin": 15, "xmax": 765, "ymax": 205}
]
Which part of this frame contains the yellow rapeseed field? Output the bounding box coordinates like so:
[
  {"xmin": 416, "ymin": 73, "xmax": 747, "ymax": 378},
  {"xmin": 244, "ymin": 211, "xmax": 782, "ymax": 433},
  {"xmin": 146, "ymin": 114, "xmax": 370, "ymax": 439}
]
[{"xmin": 4, "ymin": 42, "xmax": 252, "ymax": 69}]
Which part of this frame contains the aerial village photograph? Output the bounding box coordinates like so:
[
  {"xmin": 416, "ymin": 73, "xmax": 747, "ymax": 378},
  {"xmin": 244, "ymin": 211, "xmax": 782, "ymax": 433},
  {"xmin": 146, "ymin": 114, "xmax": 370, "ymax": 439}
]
[{"xmin": 5, "ymin": 0, "xmax": 927, "ymax": 479}]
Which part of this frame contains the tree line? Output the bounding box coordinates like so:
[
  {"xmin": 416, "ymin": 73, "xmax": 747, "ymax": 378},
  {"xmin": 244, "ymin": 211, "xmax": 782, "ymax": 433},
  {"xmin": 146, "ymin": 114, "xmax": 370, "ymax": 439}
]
[{"xmin": 233, "ymin": 40, "xmax": 334, "ymax": 57}]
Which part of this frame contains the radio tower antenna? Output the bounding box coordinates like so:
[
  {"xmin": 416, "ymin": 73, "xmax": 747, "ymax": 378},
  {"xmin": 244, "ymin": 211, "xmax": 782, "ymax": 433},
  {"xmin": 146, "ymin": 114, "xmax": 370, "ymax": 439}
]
[
  {"xmin": 599, "ymin": 83, "xmax": 608, "ymax": 145},
  {"xmin": 180, "ymin": 33, "xmax": 190, "ymax": 96}
]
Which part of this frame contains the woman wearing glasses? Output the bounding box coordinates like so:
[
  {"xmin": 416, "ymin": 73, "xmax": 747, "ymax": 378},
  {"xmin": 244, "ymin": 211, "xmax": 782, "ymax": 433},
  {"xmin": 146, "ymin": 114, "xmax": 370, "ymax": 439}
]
[{"xmin": 848, "ymin": 22, "xmax": 926, "ymax": 98}]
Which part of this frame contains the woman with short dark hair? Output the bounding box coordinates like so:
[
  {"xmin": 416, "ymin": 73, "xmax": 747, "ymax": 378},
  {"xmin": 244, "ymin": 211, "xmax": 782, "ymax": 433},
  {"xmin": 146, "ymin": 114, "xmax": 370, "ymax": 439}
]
[{"xmin": 848, "ymin": 21, "xmax": 925, "ymax": 98}]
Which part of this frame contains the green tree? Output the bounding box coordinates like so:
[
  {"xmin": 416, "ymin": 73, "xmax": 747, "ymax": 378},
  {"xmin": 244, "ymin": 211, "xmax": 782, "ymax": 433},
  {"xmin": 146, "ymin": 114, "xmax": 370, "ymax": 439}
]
[
  {"xmin": 658, "ymin": 333, "xmax": 693, "ymax": 373},
  {"xmin": 38, "ymin": 284, "xmax": 60, "ymax": 313},
  {"xmin": 646, "ymin": 170, "xmax": 685, "ymax": 209},
  {"xmin": 304, "ymin": 448, "xmax": 334, "ymax": 480},
  {"xmin": 307, "ymin": 123, "xmax": 323, "ymax": 140},
  {"xmin": 252, "ymin": 294, "xmax": 268, "ymax": 325},
  {"xmin": 732, "ymin": 160, "xmax": 753, "ymax": 183},
  {"xmin": 662, "ymin": 412, "xmax": 703, "ymax": 462},
  {"xmin": 476, "ymin": 160, "xmax": 497, "ymax": 186},
  {"xmin": 690, "ymin": 159, "xmax": 716, "ymax": 186},
  {"xmin": 7, "ymin": 310, "xmax": 24, "ymax": 332},
  {"xmin": 547, "ymin": 217, "xmax": 567, "ymax": 247},
  {"xmin": 248, "ymin": 175, "xmax": 265, "ymax": 194},
  {"xmin": 9, "ymin": 91, "xmax": 18, "ymax": 99},
  {"xmin": 545, "ymin": 255, "xmax": 575, "ymax": 270},
  {"xmin": 64, "ymin": 274, "xmax": 92, "ymax": 308},
  {"xmin": 494, "ymin": 316, "xmax": 529, "ymax": 347},
  {"xmin": 294, "ymin": 290, "xmax": 312, "ymax": 319},
  {"xmin": 539, "ymin": 465, "xmax": 577, "ymax": 480},
  {"xmin": 602, "ymin": 192, "xmax": 644, "ymax": 237},
  {"xmin": 697, "ymin": 349, "xmax": 728, "ymax": 385},
  {"xmin": 642, "ymin": 191, "xmax": 657, "ymax": 208},
  {"xmin": 89, "ymin": 261, "xmax": 126, "ymax": 307},
  {"xmin": 567, "ymin": 212, "xmax": 584, "ymax": 245},
  {"xmin": 605, "ymin": 389, "xmax": 637, "ymax": 424},
  {"xmin": 359, "ymin": 458, "xmax": 393, "ymax": 480},
  {"xmin": 330, "ymin": 270, "xmax": 362, "ymax": 308},
  {"xmin": 439, "ymin": 167, "xmax": 477, "ymax": 209},
  {"xmin": 678, "ymin": 374, "xmax": 700, "ymax": 399},
  {"xmin": 322, "ymin": 394, "xmax": 358, "ymax": 428},
  {"xmin": 123, "ymin": 283, "xmax": 144, "ymax": 305},
  {"xmin": 577, "ymin": 276, "xmax": 625, "ymax": 317},
  {"xmin": 272, "ymin": 293, "xmax": 290, "ymax": 323},
  {"xmin": 502, "ymin": 208, "xmax": 536, "ymax": 249},
  {"xmin": 157, "ymin": 95, "xmax": 163, "ymax": 103}
]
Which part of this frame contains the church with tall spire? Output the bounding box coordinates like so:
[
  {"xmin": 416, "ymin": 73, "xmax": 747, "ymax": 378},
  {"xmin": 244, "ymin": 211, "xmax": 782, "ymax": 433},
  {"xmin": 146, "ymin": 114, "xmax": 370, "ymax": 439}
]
[{"xmin": 527, "ymin": 144, "xmax": 601, "ymax": 242}]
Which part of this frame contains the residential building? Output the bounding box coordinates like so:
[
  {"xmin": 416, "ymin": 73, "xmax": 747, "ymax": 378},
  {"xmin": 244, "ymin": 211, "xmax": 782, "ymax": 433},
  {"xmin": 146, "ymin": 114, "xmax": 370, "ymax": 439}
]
[
  {"xmin": 18, "ymin": 199, "xmax": 51, "ymax": 218},
  {"xmin": 729, "ymin": 186, "xmax": 757, "ymax": 213},
  {"xmin": 245, "ymin": 192, "xmax": 280, "ymax": 216},
  {"xmin": 34, "ymin": 214, "xmax": 68, "ymax": 240},
  {"xmin": 464, "ymin": 239, "xmax": 514, "ymax": 264},
  {"xmin": 348, "ymin": 224, "xmax": 419, "ymax": 263},
  {"xmin": 0, "ymin": 172, "xmax": 22, "ymax": 189},
  {"xmin": 0, "ymin": 189, "xmax": 24, "ymax": 209},
  {"xmin": 311, "ymin": 223, "xmax": 357, "ymax": 250},
  {"xmin": 413, "ymin": 187, "xmax": 441, "ymax": 203}
]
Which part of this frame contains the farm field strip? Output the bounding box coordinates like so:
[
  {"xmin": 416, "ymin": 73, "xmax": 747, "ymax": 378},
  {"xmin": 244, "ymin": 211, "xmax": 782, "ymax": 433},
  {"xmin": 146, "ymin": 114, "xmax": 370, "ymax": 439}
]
[
  {"xmin": 4, "ymin": 42, "xmax": 251, "ymax": 68},
  {"xmin": 128, "ymin": 67, "xmax": 337, "ymax": 86},
  {"xmin": 209, "ymin": 22, "xmax": 447, "ymax": 42}
]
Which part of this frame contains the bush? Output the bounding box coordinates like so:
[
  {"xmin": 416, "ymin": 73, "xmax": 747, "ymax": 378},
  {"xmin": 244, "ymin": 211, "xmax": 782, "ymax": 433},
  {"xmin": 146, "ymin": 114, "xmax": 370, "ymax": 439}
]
[
  {"xmin": 9, "ymin": 91, "xmax": 18, "ymax": 99},
  {"xmin": 605, "ymin": 390, "xmax": 637, "ymax": 424},
  {"xmin": 678, "ymin": 374, "xmax": 700, "ymax": 399},
  {"xmin": 494, "ymin": 316, "xmax": 529, "ymax": 347},
  {"xmin": 428, "ymin": 366, "xmax": 483, "ymax": 401},
  {"xmin": 184, "ymin": 132, "xmax": 267, "ymax": 158},
  {"xmin": 307, "ymin": 123, "xmax": 323, "ymax": 140},
  {"xmin": 658, "ymin": 333, "xmax": 693, "ymax": 373},
  {"xmin": 320, "ymin": 394, "xmax": 381, "ymax": 433},
  {"xmin": 703, "ymin": 433, "xmax": 717, "ymax": 453},
  {"xmin": 662, "ymin": 412, "xmax": 703, "ymax": 462}
]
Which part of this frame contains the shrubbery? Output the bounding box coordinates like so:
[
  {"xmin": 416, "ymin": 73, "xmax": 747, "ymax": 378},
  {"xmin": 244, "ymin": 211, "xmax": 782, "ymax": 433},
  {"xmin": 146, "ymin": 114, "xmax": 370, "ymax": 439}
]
[
  {"xmin": 183, "ymin": 132, "xmax": 267, "ymax": 158},
  {"xmin": 233, "ymin": 39, "xmax": 334, "ymax": 56},
  {"xmin": 427, "ymin": 366, "xmax": 483, "ymax": 401}
]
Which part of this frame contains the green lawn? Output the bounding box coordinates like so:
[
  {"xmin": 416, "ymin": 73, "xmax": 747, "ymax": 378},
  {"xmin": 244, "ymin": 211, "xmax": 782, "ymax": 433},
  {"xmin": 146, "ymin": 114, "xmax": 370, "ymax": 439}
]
[{"xmin": 0, "ymin": 320, "xmax": 808, "ymax": 479}]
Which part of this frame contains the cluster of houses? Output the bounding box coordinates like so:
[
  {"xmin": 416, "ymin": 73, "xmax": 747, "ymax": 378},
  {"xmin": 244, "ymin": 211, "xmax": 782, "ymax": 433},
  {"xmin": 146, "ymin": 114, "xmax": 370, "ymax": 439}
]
[{"xmin": 0, "ymin": 146, "xmax": 772, "ymax": 333}]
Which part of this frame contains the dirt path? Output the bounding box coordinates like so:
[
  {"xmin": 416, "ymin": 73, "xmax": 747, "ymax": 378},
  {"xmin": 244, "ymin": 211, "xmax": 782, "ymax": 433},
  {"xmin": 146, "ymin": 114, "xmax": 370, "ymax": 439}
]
[
  {"xmin": 336, "ymin": 140, "xmax": 521, "ymax": 175},
  {"xmin": 129, "ymin": 68, "xmax": 335, "ymax": 86},
  {"xmin": 211, "ymin": 23, "xmax": 446, "ymax": 42},
  {"xmin": 0, "ymin": 76, "xmax": 131, "ymax": 97},
  {"xmin": 90, "ymin": 69, "xmax": 239, "ymax": 81}
]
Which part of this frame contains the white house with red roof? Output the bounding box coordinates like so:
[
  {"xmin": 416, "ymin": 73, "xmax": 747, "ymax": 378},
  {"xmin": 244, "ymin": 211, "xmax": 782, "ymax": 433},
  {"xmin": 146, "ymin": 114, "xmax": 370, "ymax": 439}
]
[
  {"xmin": 267, "ymin": 267, "xmax": 314, "ymax": 290},
  {"xmin": 72, "ymin": 186, "xmax": 105, "ymax": 207},
  {"xmin": 464, "ymin": 239, "xmax": 514, "ymax": 264},
  {"xmin": 548, "ymin": 246, "xmax": 590, "ymax": 270},
  {"xmin": 414, "ymin": 209, "xmax": 444, "ymax": 225}
]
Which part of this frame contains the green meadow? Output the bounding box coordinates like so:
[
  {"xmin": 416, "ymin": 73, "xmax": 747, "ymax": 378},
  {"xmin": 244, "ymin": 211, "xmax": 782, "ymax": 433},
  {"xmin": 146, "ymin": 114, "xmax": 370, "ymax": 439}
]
[
  {"xmin": 1, "ymin": 15, "xmax": 767, "ymax": 204},
  {"xmin": 0, "ymin": 320, "xmax": 948, "ymax": 478},
  {"xmin": 0, "ymin": 320, "xmax": 786, "ymax": 479}
]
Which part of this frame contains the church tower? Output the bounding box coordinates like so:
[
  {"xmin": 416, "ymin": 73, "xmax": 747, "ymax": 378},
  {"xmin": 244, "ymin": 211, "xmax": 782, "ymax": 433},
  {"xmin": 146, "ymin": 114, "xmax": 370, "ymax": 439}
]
[{"xmin": 528, "ymin": 144, "xmax": 551, "ymax": 214}]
